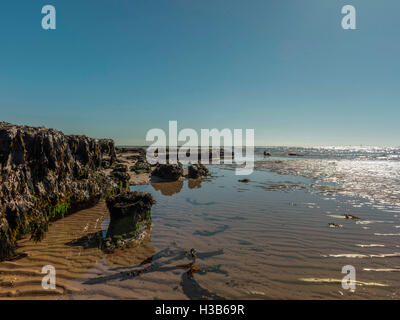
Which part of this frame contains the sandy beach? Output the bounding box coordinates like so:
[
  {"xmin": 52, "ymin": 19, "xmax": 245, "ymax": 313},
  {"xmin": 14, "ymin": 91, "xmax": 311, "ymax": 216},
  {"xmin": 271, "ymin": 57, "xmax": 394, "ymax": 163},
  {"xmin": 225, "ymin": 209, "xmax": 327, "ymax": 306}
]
[{"xmin": 2, "ymin": 144, "xmax": 400, "ymax": 299}]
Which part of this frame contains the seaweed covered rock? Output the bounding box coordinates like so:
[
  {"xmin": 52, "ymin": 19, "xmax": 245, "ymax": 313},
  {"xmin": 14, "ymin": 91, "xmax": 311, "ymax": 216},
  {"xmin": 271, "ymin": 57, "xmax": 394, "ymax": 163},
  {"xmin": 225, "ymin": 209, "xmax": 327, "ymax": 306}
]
[
  {"xmin": 152, "ymin": 163, "xmax": 183, "ymax": 181},
  {"xmin": 188, "ymin": 164, "xmax": 210, "ymax": 179},
  {"xmin": 106, "ymin": 191, "xmax": 155, "ymax": 218},
  {"xmin": 130, "ymin": 159, "xmax": 151, "ymax": 174},
  {"xmin": 110, "ymin": 163, "xmax": 130, "ymax": 186},
  {"xmin": 0, "ymin": 122, "xmax": 118, "ymax": 261},
  {"xmin": 104, "ymin": 191, "xmax": 155, "ymax": 252},
  {"xmin": 110, "ymin": 171, "xmax": 130, "ymax": 187}
]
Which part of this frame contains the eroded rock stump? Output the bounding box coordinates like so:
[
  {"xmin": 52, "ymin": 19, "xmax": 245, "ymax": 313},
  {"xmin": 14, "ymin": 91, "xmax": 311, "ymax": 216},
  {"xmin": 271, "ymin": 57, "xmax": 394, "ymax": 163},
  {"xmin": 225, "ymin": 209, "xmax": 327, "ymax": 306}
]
[{"xmin": 103, "ymin": 191, "xmax": 155, "ymax": 252}]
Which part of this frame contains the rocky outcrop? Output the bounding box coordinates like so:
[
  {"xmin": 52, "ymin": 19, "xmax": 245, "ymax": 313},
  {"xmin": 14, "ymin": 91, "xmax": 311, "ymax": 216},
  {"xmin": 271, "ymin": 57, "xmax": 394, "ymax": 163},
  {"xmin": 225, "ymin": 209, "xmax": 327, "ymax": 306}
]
[
  {"xmin": 99, "ymin": 139, "xmax": 117, "ymax": 168},
  {"xmin": 0, "ymin": 122, "xmax": 118, "ymax": 261},
  {"xmin": 104, "ymin": 191, "xmax": 155, "ymax": 252},
  {"xmin": 110, "ymin": 163, "xmax": 130, "ymax": 187},
  {"xmin": 106, "ymin": 191, "xmax": 155, "ymax": 218},
  {"xmin": 152, "ymin": 163, "xmax": 183, "ymax": 181},
  {"xmin": 112, "ymin": 163, "xmax": 128, "ymax": 173},
  {"xmin": 130, "ymin": 159, "xmax": 151, "ymax": 174},
  {"xmin": 188, "ymin": 164, "xmax": 210, "ymax": 179},
  {"xmin": 99, "ymin": 139, "xmax": 117, "ymax": 162}
]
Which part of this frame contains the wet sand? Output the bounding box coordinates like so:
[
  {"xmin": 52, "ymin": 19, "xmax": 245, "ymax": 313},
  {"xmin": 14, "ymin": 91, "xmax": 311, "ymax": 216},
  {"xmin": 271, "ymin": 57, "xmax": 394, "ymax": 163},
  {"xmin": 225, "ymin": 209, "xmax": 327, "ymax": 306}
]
[{"xmin": 1, "ymin": 164, "xmax": 400, "ymax": 299}]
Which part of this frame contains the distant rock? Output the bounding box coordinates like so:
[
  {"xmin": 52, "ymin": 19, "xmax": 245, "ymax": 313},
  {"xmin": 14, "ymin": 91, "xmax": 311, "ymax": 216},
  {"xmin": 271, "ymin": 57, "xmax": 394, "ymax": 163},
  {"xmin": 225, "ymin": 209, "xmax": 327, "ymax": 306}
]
[
  {"xmin": 188, "ymin": 164, "xmax": 210, "ymax": 179},
  {"xmin": 152, "ymin": 163, "xmax": 183, "ymax": 181},
  {"xmin": 263, "ymin": 151, "xmax": 271, "ymax": 156},
  {"xmin": 116, "ymin": 147, "xmax": 146, "ymax": 155},
  {"xmin": 130, "ymin": 159, "xmax": 151, "ymax": 174},
  {"xmin": 288, "ymin": 153, "xmax": 304, "ymax": 157}
]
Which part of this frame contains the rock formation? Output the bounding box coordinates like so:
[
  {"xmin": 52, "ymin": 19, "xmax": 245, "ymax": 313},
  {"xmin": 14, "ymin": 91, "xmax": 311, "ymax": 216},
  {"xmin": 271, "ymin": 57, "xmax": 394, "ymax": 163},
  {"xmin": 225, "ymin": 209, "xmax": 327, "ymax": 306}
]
[
  {"xmin": 104, "ymin": 191, "xmax": 155, "ymax": 252},
  {"xmin": 109, "ymin": 163, "xmax": 130, "ymax": 187},
  {"xmin": 188, "ymin": 164, "xmax": 210, "ymax": 179},
  {"xmin": 130, "ymin": 159, "xmax": 151, "ymax": 174},
  {"xmin": 152, "ymin": 163, "xmax": 184, "ymax": 181},
  {"xmin": 0, "ymin": 122, "xmax": 118, "ymax": 261}
]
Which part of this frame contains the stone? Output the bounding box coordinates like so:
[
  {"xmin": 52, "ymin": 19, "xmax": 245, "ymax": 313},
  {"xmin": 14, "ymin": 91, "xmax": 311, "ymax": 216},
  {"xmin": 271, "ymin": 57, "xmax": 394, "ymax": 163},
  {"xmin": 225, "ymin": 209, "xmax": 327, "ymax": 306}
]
[
  {"xmin": 188, "ymin": 164, "xmax": 210, "ymax": 179},
  {"xmin": 110, "ymin": 171, "xmax": 130, "ymax": 186},
  {"xmin": 106, "ymin": 191, "xmax": 155, "ymax": 218},
  {"xmin": 104, "ymin": 191, "xmax": 155, "ymax": 252},
  {"xmin": 152, "ymin": 163, "xmax": 183, "ymax": 181},
  {"xmin": 130, "ymin": 159, "xmax": 151, "ymax": 174}
]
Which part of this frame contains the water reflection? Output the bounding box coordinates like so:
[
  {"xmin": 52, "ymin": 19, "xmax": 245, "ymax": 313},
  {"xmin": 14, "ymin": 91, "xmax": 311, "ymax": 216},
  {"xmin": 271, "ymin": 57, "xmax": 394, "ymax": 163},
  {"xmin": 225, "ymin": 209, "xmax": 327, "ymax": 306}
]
[
  {"xmin": 188, "ymin": 179, "xmax": 202, "ymax": 189},
  {"xmin": 151, "ymin": 180, "xmax": 184, "ymax": 196},
  {"xmin": 104, "ymin": 228, "xmax": 156, "ymax": 267}
]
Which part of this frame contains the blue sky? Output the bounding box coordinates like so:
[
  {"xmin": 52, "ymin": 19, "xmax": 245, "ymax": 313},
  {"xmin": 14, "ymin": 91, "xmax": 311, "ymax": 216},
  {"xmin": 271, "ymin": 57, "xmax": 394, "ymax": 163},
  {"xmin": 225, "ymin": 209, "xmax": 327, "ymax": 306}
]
[{"xmin": 0, "ymin": 0, "xmax": 399, "ymax": 146}]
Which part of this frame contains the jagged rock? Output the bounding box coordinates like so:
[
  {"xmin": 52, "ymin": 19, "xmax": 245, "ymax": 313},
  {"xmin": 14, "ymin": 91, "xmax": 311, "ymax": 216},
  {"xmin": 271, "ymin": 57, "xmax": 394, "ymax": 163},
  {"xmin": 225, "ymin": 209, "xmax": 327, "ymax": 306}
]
[
  {"xmin": 109, "ymin": 164, "xmax": 130, "ymax": 186},
  {"xmin": 0, "ymin": 122, "xmax": 118, "ymax": 261},
  {"xmin": 104, "ymin": 191, "xmax": 155, "ymax": 252},
  {"xmin": 130, "ymin": 159, "xmax": 151, "ymax": 174},
  {"xmin": 110, "ymin": 171, "xmax": 130, "ymax": 187},
  {"xmin": 188, "ymin": 164, "xmax": 210, "ymax": 179},
  {"xmin": 152, "ymin": 163, "xmax": 183, "ymax": 181},
  {"xmin": 99, "ymin": 139, "xmax": 117, "ymax": 162}
]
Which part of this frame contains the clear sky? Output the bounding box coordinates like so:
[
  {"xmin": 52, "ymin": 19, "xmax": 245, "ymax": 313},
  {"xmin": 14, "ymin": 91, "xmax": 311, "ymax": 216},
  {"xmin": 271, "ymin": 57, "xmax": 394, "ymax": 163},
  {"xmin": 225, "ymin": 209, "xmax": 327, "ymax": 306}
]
[{"xmin": 1, "ymin": 0, "xmax": 399, "ymax": 146}]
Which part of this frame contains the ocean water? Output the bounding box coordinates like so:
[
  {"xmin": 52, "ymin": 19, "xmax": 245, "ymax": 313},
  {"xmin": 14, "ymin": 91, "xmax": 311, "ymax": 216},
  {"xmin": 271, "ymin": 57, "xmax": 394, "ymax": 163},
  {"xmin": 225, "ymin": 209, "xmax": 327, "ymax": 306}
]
[
  {"xmin": 253, "ymin": 146, "xmax": 400, "ymax": 208},
  {"xmin": 1, "ymin": 146, "xmax": 400, "ymax": 299}
]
